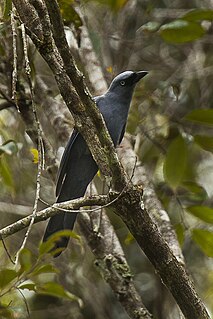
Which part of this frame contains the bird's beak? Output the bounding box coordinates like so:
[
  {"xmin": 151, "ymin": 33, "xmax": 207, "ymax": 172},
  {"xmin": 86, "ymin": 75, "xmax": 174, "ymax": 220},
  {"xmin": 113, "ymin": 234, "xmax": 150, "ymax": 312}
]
[{"xmin": 135, "ymin": 71, "xmax": 148, "ymax": 82}]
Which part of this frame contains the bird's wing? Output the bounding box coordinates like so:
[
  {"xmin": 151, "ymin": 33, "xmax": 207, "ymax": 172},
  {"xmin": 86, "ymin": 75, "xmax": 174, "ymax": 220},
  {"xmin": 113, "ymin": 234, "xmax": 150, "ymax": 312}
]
[
  {"xmin": 55, "ymin": 96, "xmax": 103, "ymax": 197},
  {"xmin": 119, "ymin": 124, "xmax": 126, "ymax": 145},
  {"xmin": 56, "ymin": 129, "xmax": 79, "ymax": 197}
]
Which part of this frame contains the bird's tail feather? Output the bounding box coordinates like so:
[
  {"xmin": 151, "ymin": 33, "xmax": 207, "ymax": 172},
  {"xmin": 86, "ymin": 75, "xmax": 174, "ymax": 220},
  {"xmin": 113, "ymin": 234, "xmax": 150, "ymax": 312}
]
[{"xmin": 43, "ymin": 212, "xmax": 77, "ymax": 257}]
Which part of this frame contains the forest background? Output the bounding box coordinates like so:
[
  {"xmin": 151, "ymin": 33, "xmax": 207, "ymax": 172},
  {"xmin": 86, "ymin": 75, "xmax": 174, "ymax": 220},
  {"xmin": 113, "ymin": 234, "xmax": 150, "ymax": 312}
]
[{"xmin": 0, "ymin": 0, "xmax": 213, "ymax": 319}]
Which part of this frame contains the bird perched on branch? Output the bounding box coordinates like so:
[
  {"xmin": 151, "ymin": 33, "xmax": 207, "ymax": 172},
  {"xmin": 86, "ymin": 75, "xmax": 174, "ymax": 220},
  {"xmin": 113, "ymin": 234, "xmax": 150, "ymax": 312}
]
[{"xmin": 43, "ymin": 70, "xmax": 148, "ymax": 255}]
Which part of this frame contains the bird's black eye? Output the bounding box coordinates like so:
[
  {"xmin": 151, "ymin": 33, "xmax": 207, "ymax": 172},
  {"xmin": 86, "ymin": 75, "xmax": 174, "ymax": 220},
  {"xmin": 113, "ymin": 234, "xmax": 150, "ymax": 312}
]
[{"xmin": 120, "ymin": 80, "xmax": 126, "ymax": 86}]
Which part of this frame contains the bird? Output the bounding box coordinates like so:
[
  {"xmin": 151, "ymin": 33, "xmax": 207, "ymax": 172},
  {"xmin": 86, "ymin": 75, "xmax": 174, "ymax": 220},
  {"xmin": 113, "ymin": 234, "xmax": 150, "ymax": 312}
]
[{"xmin": 43, "ymin": 70, "xmax": 148, "ymax": 256}]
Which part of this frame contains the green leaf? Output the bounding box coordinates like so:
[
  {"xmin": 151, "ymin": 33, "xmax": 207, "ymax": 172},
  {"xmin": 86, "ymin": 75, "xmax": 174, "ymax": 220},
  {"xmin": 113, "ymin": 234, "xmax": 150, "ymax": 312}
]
[
  {"xmin": 37, "ymin": 282, "xmax": 82, "ymax": 303},
  {"xmin": 182, "ymin": 9, "xmax": 213, "ymax": 22},
  {"xmin": 140, "ymin": 21, "xmax": 160, "ymax": 33},
  {"xmin": 46, "ymin": 229, "xmax": 81, "ymax": 243},
  {"xmin": 0, "ymin": 140, "xmax": 18, "ymax": 156},
  {"xmin": 194, "ymin": 135, "xmax": 213, "ymax": 153},
  {"xmin": 184, "ymin": 109, "xmax": 213, "ymax": 126},
  {"xmin": 38, "ymin": 241, "xmax": 55, "ymax": 257},
  {"xmin": 31, "ymin": 264, "xmax": 58, "ymax": 276},
  {"xmin": 192, "ymin": 229, "xmax": 213, "ymax": 257},
  {"xmin": 0, "ymin": 157, "xmax": 14, "ymax": 191},
  {"xmin": 18, "ymin": 283, "xmax": 36, "ymax": 291},
  {"xmin": 187, "ymin": 206, "xmax": 213, "ymax": 224},
  {"xmin": 18, "ymin": 248, "xmax": 33, "ymax": 273},
  {"xmin": 175, "ymin": 223, "xmax": 185, "ymax": 247},
  {"xmin": 39, "ymin": 230, "xmax": 81, "ymax": 257},
  {"xmin": 3, "ymin": 0, "xmax": 12, "ymax": 21},
  {"xmin": 58, "ymin": 0, "xmax": 82, "ymax": 27},
  {"xmin": 163, "ymin": 136, "xmax": 187, "ymax": 189},
  {"xmin": 124, "ymin": 231, "xmax": 134, "ymax": 245},
  {"xmin": 30, "ymin": 148, "xmax": 38, "ymax": 164},
  {"xmin": 0, "ymin": 269, "xmax": 17, "ymax": 289},
  {"xmin": 181, "ymin": 181, "xmax": 208, "ymax": 203},
  {"xmin": 159, "ymin": 20, "xmax": 205, "ymax": 43}
]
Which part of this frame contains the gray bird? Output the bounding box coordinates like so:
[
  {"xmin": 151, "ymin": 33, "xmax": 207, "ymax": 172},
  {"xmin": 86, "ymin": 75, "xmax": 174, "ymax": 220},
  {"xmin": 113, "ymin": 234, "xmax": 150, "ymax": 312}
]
[{"xmin": 43, "ymin": 70, "xmax": 148, "ymax": 255}]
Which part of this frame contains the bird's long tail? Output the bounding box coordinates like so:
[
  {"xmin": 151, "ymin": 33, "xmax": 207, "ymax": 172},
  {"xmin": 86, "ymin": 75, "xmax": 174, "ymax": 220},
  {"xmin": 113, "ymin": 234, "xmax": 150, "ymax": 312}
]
[{"xmin": 43, "ymin": 211, "xmax": 77, "ymax": 256}]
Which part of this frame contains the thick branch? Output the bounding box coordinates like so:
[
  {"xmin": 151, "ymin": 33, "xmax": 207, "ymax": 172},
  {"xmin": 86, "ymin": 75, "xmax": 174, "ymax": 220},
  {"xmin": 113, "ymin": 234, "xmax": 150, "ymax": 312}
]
[
  {"xmin": 118, "ymin": 137, "xmax": 184, "ymax": 264},
  {"xmin": 78, "ymin": 209, "xmax": 152, "ymax": 319}
]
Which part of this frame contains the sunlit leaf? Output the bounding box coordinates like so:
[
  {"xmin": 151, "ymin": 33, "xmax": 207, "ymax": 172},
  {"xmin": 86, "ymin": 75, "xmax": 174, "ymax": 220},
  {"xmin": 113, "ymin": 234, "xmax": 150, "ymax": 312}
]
[
  {"xmin": 38, "ymin": 241, "xmax": 56, "ymax": 257},
  {"xmin": 0, "ymin": 140, "xmax": 18, "ymax": 156},
  {"xmin": 124, "ymin": 231, "xmax": 134, "ymax": 245},
  {"xmin": 192, "ymin": 229, "xmax": 213, "ymax": 257},
  {"xmin": 187, "ymin": 206, "xmax": 213, "ymax": 224},
  {"xmin": 0, "ymin": 269, "xmax": 17, "ymax": 289},
  {"xmin": 184, "ymin": 109, "xmax": 213, "ymax": 126},
  {"xmin": 182, "ymin": 9, "xmax": 213, "ymax": 22},
  {"xmin": 18, "ymin": 248, "xmax": 33, "ymax": 273},
  {"xmin": 163, "ymin": 136, "xmax": 187, "ymax": 189},
  {"xmin": 160, "ymin": 20, "xmax": 205, "ymax": 43},
  {"xmin": 106, "ymin": 66, "xmax": 113, "ymax": 74},
  {"xmin": 140, "ymin": 21, "xmax": 160, "ymax": 33},
  {"xmin": 46, "ymin": 229, "xmax": 81, "ymax": 243},
  {"xmin": 30, "ymin": 148, "xmax": 38, "ymax": 163},
  {"xmin": 37, "ymin": 282, "xmax": 82, "ymax": 305},
  {"xmin": 18, "ymin": 283, "xmax": 36, "ymax": 291},
  {"xmin": 194, "ymin": 135, "xmax": 213, "ymax": 153},
  {"xmin": 31, "ymin": 264, "xmax": 58, "ymax": 276},
  {"xmin": 39, "ymin": 230, "xmax": 81, "ymax": 257}
]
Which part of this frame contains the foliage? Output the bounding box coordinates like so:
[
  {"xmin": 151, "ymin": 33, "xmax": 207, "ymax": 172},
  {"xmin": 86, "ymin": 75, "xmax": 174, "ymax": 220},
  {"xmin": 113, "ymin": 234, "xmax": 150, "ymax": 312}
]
[{"xmin": 0, "ymin": 231, "xmax": 82, "ymax": 318}]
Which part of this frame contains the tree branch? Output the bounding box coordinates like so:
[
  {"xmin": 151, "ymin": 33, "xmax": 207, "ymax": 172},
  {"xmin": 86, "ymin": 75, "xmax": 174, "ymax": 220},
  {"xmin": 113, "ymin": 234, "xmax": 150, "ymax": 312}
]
[
  {"xmin": 78, "ymin": 204, "xmax": 152, "ymax": 319},
  {"xmin": 0, "ymin": 195, "xmax": 108, "ymax": 239},
  {"xmin": 118, "ymin": 137, "xmax": 184, "ymax": 264}
]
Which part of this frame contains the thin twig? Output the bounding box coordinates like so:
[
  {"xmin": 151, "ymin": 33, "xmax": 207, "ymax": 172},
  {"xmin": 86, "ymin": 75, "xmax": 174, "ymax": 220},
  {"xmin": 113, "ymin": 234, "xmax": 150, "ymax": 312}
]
[
  {"xmin": 0, "ymin": 195, "xmax": 109, "ymax": 239},
  {"xmin": 16, "ymin": 23, "xmax": 44, "ymax": 260},
  {"xmin": 11, "ymin": 4, "xmax": 20, "ymax": 112},
  {"xmin": 16, "ymin": 288, "xmax": 31, "ymax": 319},
  {"xmin": 21, "ymin": 23, "xmax": 31, "ymax": 76},
  {"xmin": 1, "ymin": 238, "xmax": 15, "ymax": 264}
]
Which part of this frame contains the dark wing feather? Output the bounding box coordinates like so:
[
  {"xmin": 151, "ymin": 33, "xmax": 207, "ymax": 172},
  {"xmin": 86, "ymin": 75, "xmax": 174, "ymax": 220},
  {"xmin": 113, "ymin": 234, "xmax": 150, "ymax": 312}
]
[
  {"xmin": 119, "ymin": 124, "xmax": 126, "ymax": 145},
  {"xmin": 56, "ymin": 129, "xmax": 79, "ymax": 197}
]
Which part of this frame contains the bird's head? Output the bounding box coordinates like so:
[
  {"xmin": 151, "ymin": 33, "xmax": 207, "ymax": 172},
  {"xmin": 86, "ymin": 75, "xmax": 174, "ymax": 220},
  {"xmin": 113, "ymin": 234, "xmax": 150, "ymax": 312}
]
[{"xmin": 107, "ymin": 71, "xmax": 148, "ymax": 97}]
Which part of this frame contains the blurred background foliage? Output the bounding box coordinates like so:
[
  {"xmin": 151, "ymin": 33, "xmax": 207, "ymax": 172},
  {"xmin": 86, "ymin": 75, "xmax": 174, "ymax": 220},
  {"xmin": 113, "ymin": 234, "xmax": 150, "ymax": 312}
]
[{"xmin": 0, "ymin": 0, "xmax": 213, "ymax": 318}]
